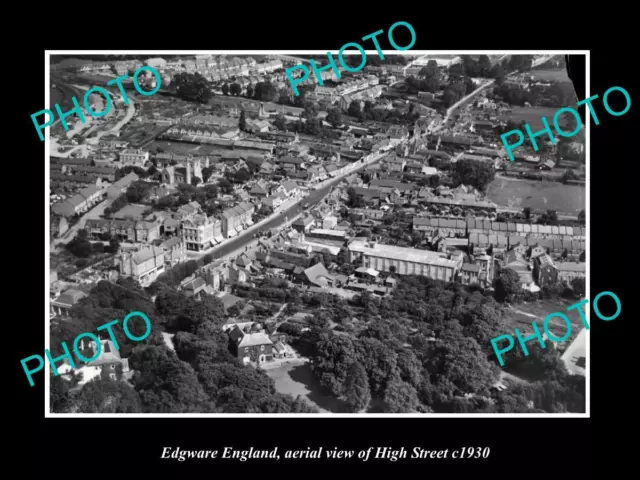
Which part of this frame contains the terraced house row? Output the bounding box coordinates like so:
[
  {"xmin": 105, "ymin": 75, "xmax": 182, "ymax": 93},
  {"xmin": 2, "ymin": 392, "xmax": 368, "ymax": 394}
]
[{"xmin": 413, "ymin": 217, "xmax": 586, "ymax": 240}]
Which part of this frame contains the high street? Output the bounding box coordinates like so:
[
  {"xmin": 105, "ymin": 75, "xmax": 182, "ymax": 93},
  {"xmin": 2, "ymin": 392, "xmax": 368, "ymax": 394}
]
[{"xmin": 187, "ymin": 148, "xmax": 392, "ymax": 262}]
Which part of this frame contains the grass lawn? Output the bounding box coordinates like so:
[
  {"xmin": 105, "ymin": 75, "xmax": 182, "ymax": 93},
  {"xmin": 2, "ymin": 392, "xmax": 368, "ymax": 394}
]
[
  {"xmin": 266, "ymin": 361, "xmax": 348, "ymax": 413},
  {"xmin": 529, "ymin": 68, "xmax": 571, "ymax": 83},
  {"xmin": 486, "ymin": 176, "xmax": 585, "ymax": 214},
  {"xmin": 504, "ymin": 297, "xmax": 586, "ymax": 341},
  {"xmin": 499, "ymin": 106, "xmax": 560, "ymax": 130}
]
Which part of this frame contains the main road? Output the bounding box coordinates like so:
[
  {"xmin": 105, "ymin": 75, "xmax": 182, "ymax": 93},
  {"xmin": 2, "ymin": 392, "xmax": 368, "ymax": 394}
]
[{"xmin": 188, "ymin": 149, "xmax": 391, "ymax": 261}]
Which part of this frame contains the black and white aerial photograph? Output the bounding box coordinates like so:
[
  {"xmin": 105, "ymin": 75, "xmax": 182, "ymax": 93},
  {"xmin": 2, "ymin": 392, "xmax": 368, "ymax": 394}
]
[{"xmin": 46, "ymin": 52, "xmax": 587, "ymax": 416}]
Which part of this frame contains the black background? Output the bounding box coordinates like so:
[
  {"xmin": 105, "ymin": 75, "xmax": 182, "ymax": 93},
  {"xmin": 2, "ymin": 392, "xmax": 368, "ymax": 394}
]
[{"xmin": 14, "ymin": 13, "xmax": 634, "ymax": 476}]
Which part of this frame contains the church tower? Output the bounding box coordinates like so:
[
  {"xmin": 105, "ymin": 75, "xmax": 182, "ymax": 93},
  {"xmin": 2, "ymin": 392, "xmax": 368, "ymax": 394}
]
[
  {"xmin": 193, "ymin": 158, "xmax": 202, "ymax": 180},
  {"xmin": 186, "ymin": 161, "xmax": 192, "ymax": 185}
]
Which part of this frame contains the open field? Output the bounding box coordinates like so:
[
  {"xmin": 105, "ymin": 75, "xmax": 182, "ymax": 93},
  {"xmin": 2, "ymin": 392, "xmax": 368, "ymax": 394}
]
[
  {"xmin": 529, "ymin": 68, "xmax": 571, "ymax": 83},
  {"xmin": 505, "ymin": 298, "xmax": 581, "ymax": 331},
  {"xmin": 499, "ymin": 106, "xmax": 559, "ymax": 130},
  {"xmin": 487, "ymin": 176, "xmax": 585, "ymax": 214}
]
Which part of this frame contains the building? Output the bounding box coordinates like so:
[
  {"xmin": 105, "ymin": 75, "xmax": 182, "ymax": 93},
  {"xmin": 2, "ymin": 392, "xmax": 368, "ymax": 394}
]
[
  {"xmin": 307, "ymin": 229, "xmax": 348, "ymax": 241},
  {"xmin": 221, "ymin": 202, "xmax": 255, "ymax": 238},
  {"xmin": 460, "ymin": 263, "xmax": 482, "ymax": 286},
  {"xmin": 50, "ymin": 289, "xmax": 87, "ymax": 318},
  {"xmin": 119, "ymin": 149, "xmax": 150, "ymax": 167},
  {"xmin": 302, "ymin": 262, "xmax": 335, "ymax": 288},
  {"xmin": 161, "ymin": 236, "xmax": 187, "ymax": 266},
  {"xmin": 85, "ymin": 218, "xmax": 160, "ymax": 243},
  {"xmin": 229, "ymin": 326, "xmax": 274, "ymax": 365},
  {"xmin": 347, "ymin": 240, "xmax": 461, "ymax": 281},
  {"xmin": 59, "ymin": 339, "xmax": 130, "ymax": 384},
  {"xmin": 322, "ymin": 214, "xmax": 338, "ymax": 230},
  {"xmin": 533, "ymin": 253, "xmax": 559, "ymax": 287},
  {"xmin": 117, "ymin": 246, "xmax": 165, "ymax": 287},
  {"xmin": 51, "ymin": 215, "xmax": 69, "ymax": 237},
  {"xmin": 292, "ymin": 216, "xmax": 315, "ymax": 233},
  {"xmin": 556, "ymin": 262, "xmax": 586, "ymax": 283},
  {"xmin": 51, "ymin": 185, "xmax": 106, "ymax": 218},
  {"xmin": 107, "ymin": 172, "xmax": 139, "ymax": 199},
  {"xmin": 182, "ymin": 215, "xmax": 222, "ymax": 251}
]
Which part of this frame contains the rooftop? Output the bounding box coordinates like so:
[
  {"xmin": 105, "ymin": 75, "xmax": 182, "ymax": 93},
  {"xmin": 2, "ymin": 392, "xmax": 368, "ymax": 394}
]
[{"xmin": 348, "ymin": 241, "xmax": 459, "ymax": 268}]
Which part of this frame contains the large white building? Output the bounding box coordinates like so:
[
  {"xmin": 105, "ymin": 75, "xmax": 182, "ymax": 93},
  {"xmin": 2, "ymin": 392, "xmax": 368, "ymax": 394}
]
[
  {"xmin": 347, "ymin": 240, "xmax": 461, "ymax": 282},
  {"xmin": 119, "ymin": 149, "xmax": 149, "ymax": 167},
  {"xmin": 118, "ymin": 246, "xmax": 165, "ymax": 287},
  {"xmin": 182, "ymin": 215, "xmax": 223, "ymax": 251}
]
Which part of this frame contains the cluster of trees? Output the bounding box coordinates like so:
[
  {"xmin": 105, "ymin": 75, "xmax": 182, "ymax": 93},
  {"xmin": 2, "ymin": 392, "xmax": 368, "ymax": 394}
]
[
  {"xmin": 505, "ymin": 55, "xmax": 534, "ymax": 72},
  {"xmin": 288, "ymin": 274, "xmax": 585, "ymax": 413},
  {"xmin": 114, "ymin": 165, "xmax": 154, "ymax": 181},
  {"xmin": 65, "ymin": 229, "xmax": 119, "ymax": 266},
  {"xmin": 103, "ymin": 181, "xmax": 154, "ymax": 217},
  {"xmin": 494, "ymin": 266, "xmax": 586, "ymax": 306},
  {"xmin": 155, "ymin": 182, "xmax": 233, "ymax": 218},
  {"xmin": 52, "ymin": 278, "xmax": 318, "ymax": 414},
  {"xmin": 221, "ymin": 82, "xmax": 242, "ymax": 96},
  {"xmin": 441, "ymin": 80, "xmax": 476, "ymax": 108},
  {"xmin": 452, "ymin": 158, "xmax": 496, "ymax": 192},
  {"xmin": 346, "ymin": 99, "xmax": 421, "ymax": 124},
  {"xmin": 172, "ymin": 72, "xmax": 213, "ymax": 103},
  {"xmin": 51, "ymin": 278, "xmax": 160, "ymax": 361},
  {"xmin": 152, "ymin": 253, "xmax": 216, "ymax": 288},
  {"xmin": 494, "ymin": 82, "xmax": 576, "ymax": 108}
]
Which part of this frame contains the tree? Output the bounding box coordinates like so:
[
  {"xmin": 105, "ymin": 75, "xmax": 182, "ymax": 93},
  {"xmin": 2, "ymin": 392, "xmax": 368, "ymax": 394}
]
[
  {"xmin": 233, "ymin": 168, "xmax": 251, "ymax": 184},
  {"xmin": 343, "ymin": 362, "xmax": 371, "ymax": 412},
  {"xmin": 419, "ymin": 60, "xmax": 439, "ymax": 79},
  {"xmin": 245, "ymin": 84, "xmax": 254, "ymax": 98},
  {"xmin": 326, "ymin": 108, "xmax": 342, "ymax": 128},
  {"xmin": 578, "ymin": 209, "xmax": 585, "ymax": 224},
  {"xmin": 478, "ymin": 55, "xmax": 492, "ymax": 76},
  {"xmin": 254, "ymin": 82, "xmax": 278, "ymax": 102},
  {"xmin": 229, "ymin": 83, "xmax": 241, "ymax": 96},
  {"xmin": 489, "ymin": 64, "xmax": 505, "ymax": 84},
  {"xmin": 571, "ymin": 278, "xmax": 585, "ymax": 297},
  {"xmin": 494, "ymin": 268, "xmax": 522, "ymax": 303},
  {"xmin": 453, "ymin": 158, "xmax": 496, "ymax": 192},
  {"xmin": 461, "ymin": 56, "xmax": 480, "ymax": 77},
  {"xmin": 72, "ymin": 379, "xmax": 142, "ymax": 413},
  {"xmin": 201, "ymin": 166, "xmax": 215, "ymax": 183},
  {"xmin": 221, "ymin": 83, "xmax": 229, "ymax": 95},
  {"xmin": 278, "ymin": 88, "xmax": 291, "ymax": 105},
  {"xmin": 191, "ymin": 176, "xmax": 201, "ymax": 187},
  {"xmin": 239, "ymin": 111, "xmax": 247, "ymax": 131},
  {"xmin": 464, "ymin": 76, "xmax": 476, "ymax": 94},
  {"xmin": 274, "ymin": 113, "xmax": 286, "ymax": 131},
  {"xmin": 50, "ymin": 375, "xmax": 70, "ymax": 413},
  {"xmin": 108, "ymin": 236, "xmax": 121, "ymax": 253},
  {"xmin": 347, "ymin": 100, "xmax": 362, "ymax": 118},
  {"xmin": 449, "ymin": 62, "xmax": 465, "ymax": 79},
  {"xmin": 383, "ymin": 376, "xmax": 420, "ymax": 413},
  {"xmin": 130, "ymin": 345, "xmax": 213, "ymax": 413},
  {"xmin": 172, "ymin": 72, "xmax": 212, "ymax": 103}
]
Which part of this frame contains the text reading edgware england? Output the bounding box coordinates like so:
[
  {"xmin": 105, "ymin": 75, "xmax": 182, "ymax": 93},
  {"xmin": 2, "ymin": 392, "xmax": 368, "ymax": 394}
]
[
  {"xmin": 285, "ymin": 21, "xmax": 417, "ymax": 96},
  {"xmin": 31, "ymin": 65, "xmax": 162, "ymax": 141}
]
